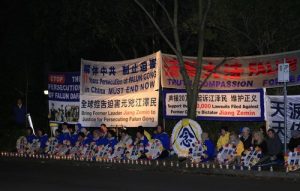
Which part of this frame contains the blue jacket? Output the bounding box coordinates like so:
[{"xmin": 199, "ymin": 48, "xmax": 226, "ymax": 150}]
[
  {"xmin": 26, "ymin": 134, "xmax": 36, "ymax": 144},
  {"xmin": 97, "ymin": 137, "xmax": 109, "ymax": 146},
  {"xmin": 203, "ymin": 139, "xmax": 215, "ymax": 161},
  {"xmin": 139, "ymin": 136, "xmax": 149, "ymax": 153},
  {"xmin": 38, "ymin": 135, "xmax": 48, "ymax": 149},
  {"xmin": 56, "ymin": 134, "xmax": 65, "ymax": 144},
  {"xmin": 153, "ymin": 132, "xmax": 170, "ymax": 150},
  {"xmin": 108, "ymin": 137, "xmax": 118, "ymax": 149},
  {"xmin": 13, "ymin": 105, "xmax": 26, "ymax": 125},
  {"xmin": 69, "ymin": 133, "xmax": 78, "ymax": 146}
]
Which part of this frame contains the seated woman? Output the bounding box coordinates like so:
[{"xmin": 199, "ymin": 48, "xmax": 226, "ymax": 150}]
[
  {"xmin": 97, "ymin": 129, "xmax": 109, "ymax": 146},
  {"xmin": 252, "ymin": 131, "xmax": 268, "ymax": 155},
  {"xmin": 25, "ymin": 128, "xmax": 36, "ymax": 144},
  {"xmin": 107, "ymin": 130, "xmax": 118, "ymax": 150},
  {"xmin": 134, "ymin": 128, "xmax": 149, "ymax": 159},
  {"xmin": 201, "ymin": 132, "xmax": 215, "ymax": 162},
  {"xmin": 228, "ymin": 132, "xmax": 244, "ymax": 163},
  {"xmin": 36, "ymin": 129, "xmax": 48, "ymax": 152},
  {"xmin": 266, "ymin": 129, "xmax": 283, "ymax": 161},
  {"xmin": 90, "ymin": 130, "xmax": 103, "ymax": 146},
  {"xmin": 55, "ymin": 129, "xmax": 65, "ymax": 144},
  {"xmin": 68, "ymin": 126, "xmax": 78, "ymax": 146},
  {"xmin": 118, "ymin": 129, "xmax": 133, "ymax": 147},
  {"xmin": 74, "ymin": 132, "xmax": 85, "ymax": 147},
  {"xmin": 217, "ymin": 126, "xmax": 230, "ymax": 150},
  {"xmin": 153, "ymin": 125, "xmax": 170, "ymax": 158}
]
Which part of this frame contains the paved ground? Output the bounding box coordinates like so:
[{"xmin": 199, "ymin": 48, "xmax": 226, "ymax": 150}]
[{"xmin": 0, "ymin": 158, "xmax": 299, "ymax": 191}]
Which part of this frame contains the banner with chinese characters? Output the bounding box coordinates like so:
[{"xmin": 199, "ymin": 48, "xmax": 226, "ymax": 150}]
[
  {"xmin": 79, "ymin": 91, "xmax": 159, "ymax": 127},
  {"xmin": 48, "ymin": 72, "xmax": 80, "ymax": 123},
  {"xmin": 79, "ymin": 52, "xmax": 161, "ymax": 127},
  {"xmin": 80, "ymin": 52, "xmax": 160, "ymax": 95},
  {"xmin": 266, "ymin": 95, "xmax": 300, "ymax": 143},
  {"xmin": 163, "ymin": 89, "xmax": 264, "ymax": 121},
  {"xmin": 162, "ymin": 50, "xmax": 300, "ymax": 90}
]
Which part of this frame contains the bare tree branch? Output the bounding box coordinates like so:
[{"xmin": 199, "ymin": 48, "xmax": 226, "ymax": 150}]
[
  {"xmin": 134, "ymin": 0, "xmax": 179, "ymax": 55},
  {"xmin": 155, "ymin": 0, "xmax": 174, "ymax": 27}
]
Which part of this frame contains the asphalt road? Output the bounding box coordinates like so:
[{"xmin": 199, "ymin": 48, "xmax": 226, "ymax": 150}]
[{"xmin": 0, "ymin": 158, "xmax": 299, "ymax": 191}]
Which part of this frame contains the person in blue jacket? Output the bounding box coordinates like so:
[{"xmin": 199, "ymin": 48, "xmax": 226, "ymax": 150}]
[
  {"xmin": 201, "ymin": 132, "xmax": 215, "ymax": 162},
  {"xmin": 55, "ymin": 129, "xmax": 65, "ymax": 144},
  {"xmin": 36, "ymin": 129, "xmax": 48, "ymax": 151},
  {"xmin": 75, "ymin": 132, "xmax": 86, "ymax": 147},
  {"xmin": 97, "ymin": 129, "xmax": 109, "ymax": 146},
  {"xmin": 134, "ymin": 127, "xmax": 149, "ymax": 158},
  {"xmin": 68, "ymin": 125, "xmax": 78, "ymax": 146},
  {"xmin": 25, "ymin": 128, "xmax": 36, "ymax": 144},
  {"xmin": 107, "ymin": 130, "xmax": 118, "ymax": 150},
  {"xmin": 90, "ymin": 129, "xmax": 101, "ymax": 146},
  {"xmin": 153, "ymin": 125, "xmax": 170, "ymax": 159},
  {"xmin": 61, "ymin": 122, "xmax": 71, "ymax": 141}
]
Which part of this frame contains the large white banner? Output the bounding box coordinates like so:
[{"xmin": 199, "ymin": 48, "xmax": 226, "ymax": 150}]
[
  {"xmin": 266, "ymin": 95, "xmax": 300, "ymax": 142},
  {"xmin": 164, "ymin": 89, "xmax": 264, "ymax": 121},
  {"xmin": 79, "ymin": 52, "xmax": 161, "ymax": 127},
  {"xmin": 81, "ymin": 52, "xmax": 160, "ymax": 95},
  {"xmin": 79, "ymin": 92, "xmax": 159, "ymax": 127}
]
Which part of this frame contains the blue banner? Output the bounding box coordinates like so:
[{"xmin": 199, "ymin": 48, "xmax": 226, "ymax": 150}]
[{"xmin": 163, "ymin": 89, "xmax": 265, "ymax": 121}]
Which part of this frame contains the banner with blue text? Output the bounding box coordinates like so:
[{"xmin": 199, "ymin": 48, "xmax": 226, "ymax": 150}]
[
  {"xmin": 80, "ymin": 52, "xmax": 160, "ymax": 96},
  {"xmin": 79, "ymin": 52, "xmax": 161, "ymax": 127},
  {"xmin": 48, "ymin": 72, "xmax": 80, "ymax": 123},
  {"xmin": 163, "ymin": 89, "xmax": 264, "ymax": 121}
]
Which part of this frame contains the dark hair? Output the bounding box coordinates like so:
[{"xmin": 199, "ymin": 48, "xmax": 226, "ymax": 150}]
[
  {"xmin": 78, "ymin": 132, "xmax": 85, "ymax": 138},
  {"xmin": 157, "ymin": 125, "xmax": 164, "ymax": 131},
  {"xmin": 68, "ymin": 126, "xmax": 75, "ymax": 132},
  {"xmin": 62, "ymin": 122, "xmax": 68, "ymax": 126},
  {"xmin": 137, "ymin": 127, "xmax": 144, "ymax": 135},
  {"xmin": 221, "ymin": 126, "xmax": 228, "ymax": 132},
  {"xmin": 37, "ymin": 128, "xmax": 45, "ymax": 135},
  {"xmin": 267, "ymin": 129, "xmax": 275, "ymax": 134},
  {"xmin": 101, "ymin": 124, "xmax": 106, "ymax": 127}
]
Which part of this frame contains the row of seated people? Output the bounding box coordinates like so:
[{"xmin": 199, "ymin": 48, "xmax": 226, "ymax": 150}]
[{"xmin": 22, "ymin": 124, "xmax": 300, "ymax": 163}]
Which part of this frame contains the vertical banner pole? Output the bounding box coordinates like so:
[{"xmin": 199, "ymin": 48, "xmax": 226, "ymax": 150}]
[{"xmin": 283, "ymin": 58, "xmax": 288, "ymax": 153}]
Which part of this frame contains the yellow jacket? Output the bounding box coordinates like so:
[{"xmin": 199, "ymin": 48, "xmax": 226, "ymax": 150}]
[
  {"xmin": 217, "ymin": 132, "xmax": 230, "ymax": 150},
  {"xmin": 235, "ymin": 141, "xmax": 244, "ymax": 156}
]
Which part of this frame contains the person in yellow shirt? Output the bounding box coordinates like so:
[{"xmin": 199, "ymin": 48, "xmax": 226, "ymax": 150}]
[
  {"xmin": 228, "ymin": 132, "xmax": 244, "ymax": 164},
  {"xmin": 217, "ymin": 126, "xmax": 230, "ymax": 150}
]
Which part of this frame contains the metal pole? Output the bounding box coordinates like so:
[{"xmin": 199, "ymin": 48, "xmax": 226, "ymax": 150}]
[
  {"xmin": 283, "ymin": 58, "xmax": 288, "ymax": 153},
  {"xmin": 284, "ymin": 81, "xmax": 287, "ymax": 153}
]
